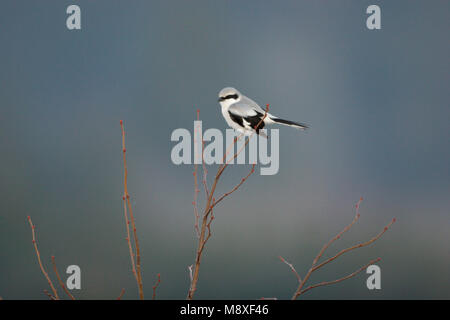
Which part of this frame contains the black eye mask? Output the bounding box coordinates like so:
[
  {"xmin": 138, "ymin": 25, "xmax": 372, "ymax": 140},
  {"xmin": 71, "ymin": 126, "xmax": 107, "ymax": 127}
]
[{"xmin": 219, "ymin": 94, "xmax": 239, "ymax": 101}]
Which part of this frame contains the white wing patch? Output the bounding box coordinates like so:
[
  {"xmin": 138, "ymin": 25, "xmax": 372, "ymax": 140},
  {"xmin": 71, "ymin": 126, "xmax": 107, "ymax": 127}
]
[{"xmin": 242, "ymin": 118, "xmax": 252, "ymax": 130}]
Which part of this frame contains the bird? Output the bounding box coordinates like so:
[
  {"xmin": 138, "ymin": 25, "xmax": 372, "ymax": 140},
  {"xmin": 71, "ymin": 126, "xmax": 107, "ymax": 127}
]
[{"xmin": 218, "ymin": 87, "xmax": 308, "ymax": 137}]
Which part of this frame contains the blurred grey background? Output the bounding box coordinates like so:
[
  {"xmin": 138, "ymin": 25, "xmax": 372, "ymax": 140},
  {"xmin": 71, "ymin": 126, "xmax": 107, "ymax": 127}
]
[{"xmin": 0, "ymin": 0, "xmax": 449, "ymax": 299}]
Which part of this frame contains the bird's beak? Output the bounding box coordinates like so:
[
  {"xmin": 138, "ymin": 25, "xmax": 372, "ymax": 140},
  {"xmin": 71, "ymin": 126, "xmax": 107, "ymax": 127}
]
[{"xmin": 218, "ymin": 97, "xmax": 224, "ymax": 102}]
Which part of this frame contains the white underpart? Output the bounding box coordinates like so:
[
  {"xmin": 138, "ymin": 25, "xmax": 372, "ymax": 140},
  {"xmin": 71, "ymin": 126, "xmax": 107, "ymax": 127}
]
[{"xmin": 220, "ymin": 100, "xmax": 250, "ymax": 135}]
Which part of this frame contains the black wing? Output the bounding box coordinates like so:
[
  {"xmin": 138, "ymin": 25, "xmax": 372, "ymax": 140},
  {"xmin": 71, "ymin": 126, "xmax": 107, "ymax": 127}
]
[{"xmin": 228, "ymin": 110, "xmax": 266, "ymax": 134}]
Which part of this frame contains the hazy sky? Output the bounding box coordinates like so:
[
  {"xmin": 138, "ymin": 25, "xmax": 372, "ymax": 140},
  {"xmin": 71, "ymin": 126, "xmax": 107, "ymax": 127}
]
[{"xmin": 0, "ymin": 0, "xmax": 449, "ymax": 299}]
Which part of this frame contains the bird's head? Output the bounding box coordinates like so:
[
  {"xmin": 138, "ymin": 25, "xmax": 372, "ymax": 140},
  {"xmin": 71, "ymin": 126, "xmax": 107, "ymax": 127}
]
[{"xmin": 218, "ymin": 87, "xmax": 241, "ymax": 103}]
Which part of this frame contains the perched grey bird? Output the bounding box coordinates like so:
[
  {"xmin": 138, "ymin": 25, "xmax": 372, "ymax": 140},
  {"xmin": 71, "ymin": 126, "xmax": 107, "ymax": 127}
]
[{"xmin": 218, "ymin": 87, "xmax": 308, "ymax": 136}]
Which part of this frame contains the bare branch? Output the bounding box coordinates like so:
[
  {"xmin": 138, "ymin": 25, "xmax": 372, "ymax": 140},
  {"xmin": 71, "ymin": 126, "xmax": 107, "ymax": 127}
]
[
  {"xmin": 198, "ymin": 109, "xmax": 210, "ymax": 198},
  {"xmin": 152, "ymin": 273, "xmax": 161, "ymax": 300},
  {"xmin": 186, "ymin": 105, "xmax": 269, "ymax": 300},
  {"xmin": 202, "ymin": 204, "xmax": 215, "ymax": 252},
  {"xmin": 116, "ymin": 288, "xmax": 125, "ymax": 300},
  {"xmin": 120, "ymin": 120, "xmax": 144, "ymax": 300},
  {"xmin": 212, "ymin": 164, "xmax": 256, "ymax": 209},
  {"xmin": 43, "ymin": 289, "xmax": 57, "ymax": 300},
  {"xmin": 311, "ymin": 217, "xmax": 395, "ymax": 273},
  {"xmin": 286, "ymin": 199, "xmax": 396, "ymax": 300},
  {"xmin": 299, "ymin": 258, "xmax": 380, "ymax": 296},
  {"xmin": 222, "ymin": 134, "xmax": 244, "ymax": 165},
  {"xmin": 313, "ymin": 197, "xmax": 363, "ymax": 266},
  {"xmin": 27, "ymin": 216, "xmax": 59, "ymax": 300},
  {"xmin": 193, "ymin": 170, "xmax": 201, "ymax": 238},
  {"xmin": 279, "ymin": 256, "xmax": 302, "ymax": 284},
  {"xmin": 51, "ymin": 256, "xmax": 75, "ymax": 300},
  {"xmin": 123, "ymin": 196, "xmax": 138, "ymax": 282},
  {"xmin": 192, "ymin": 111, "xmax": 202, "ymax": 238}
]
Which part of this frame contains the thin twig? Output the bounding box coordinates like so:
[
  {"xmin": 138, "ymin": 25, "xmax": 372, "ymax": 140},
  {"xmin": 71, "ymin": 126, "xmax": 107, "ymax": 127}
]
[
  {"xmin": 201, "ymin": 162, "xmax": 209, "ymax": 197},
  {"xmin": 125, "ymin": 171, "xmax": 144, "ymax": 299},
  {"xmin": 279, "ymin": 256, "xmax": 301, "ymax": 284},
  {"xmin": 312, "ymin": 197, "xmax": 363, "ymax": 266},
  {"xmin": 186, "ymin": 105, "xmax": 269, "ymax": 300},
  {"xmin": 120, "ymin": 120, "xmax": 144, "ymax": 300},
  {"xmin": 123, "ymin": 195, "xmax": 138, "ymax": 282},
  {"xmin": 212, "ymin": 164, "xmax": 256, "ymax": 209},
  {"xmin": 289, "ymin": 198, "xmax": 395, "ymax": 300},
  {"xmin": 27, "ymin": 216, "xmax": 59, "ymax": 300},
  {"xmin": 198, "ymin": 109, "xmax": 210, "ymax": 198},
  {"xmin": 193, "ymin": 169, "xmax": 201, "ymax": 238},
  {"xmin": 193, "ymin": 112, "xmax": 201, "ymax": 238},
  {"xmin": 117, "ymin": 288, "xmax": 125, "ymax": 300},
  {"xmin": 311, "ymin": 217, "xmax": 395, "ymax": 273},
  {"xmin": 298, "ymin": 258, "xmax": 380, "ymax": 296},
  {"xmin": 224, "ymin": 134, "xmax": 246, "ymax": 165},
  {"xmin": 223, "ymin": 134, "xmax": 244, "ymax": 165},
  {"xmin": 200, "ymin": 204, "xmax": 215, "ymax": 254},
  {"xmin": 43, "ymin": 289, "xmax": 57, "ymax": 300},
  {"xmin": 51, "ymin": 256, "xmax": 75, "ymax": 300},
  {"xmin": 152, "ymin": 273, "xmax": 161, "ymax": 300},
  {"xmin": 206, "ymin": 105, "xmax": 269, "ymax": 218}
]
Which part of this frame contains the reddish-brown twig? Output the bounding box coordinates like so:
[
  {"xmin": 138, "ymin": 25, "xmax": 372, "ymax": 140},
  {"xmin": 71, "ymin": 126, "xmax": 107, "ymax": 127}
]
[
  {"xmin": 298, "ymin": 258, "xmax": 380, "ymax": 296},
  {"xmin": 123, "ymin": 195, "xmax": 138, "ymax": 283},
  {"xmin": 279, "ymin": 199, "xmax": 396, "ymax": 300},
  {"xmin": 117, "ymin": 288, "xmax": 126, "ymax": 300},
  {"xmin": 192, "ymin": 111, "xmax": 202, "ymax": 238},
  {"xmin": 51, "ymin": 256, "xmax": 75, "ymax": 300},
  {"xmin": 212, "ymin": 164, "xmax": 256, "ymax": 209},
  {"xmin": 27, "ymin": 216, "xmax": 59, "ymax": 300},
  {"xmin": 43, "ymin": 289, "xmax": 57, "ymax": 300},
  {"xmin": 198, "ymin": 203, "xmax": 215, "ymax": 256},
  {"xmin": 198, "ymin": 109, "xmax": 210, "ymax": 198},
  {"xmin": 279, "ymin": 256, "xmax": 302, "ymax": 284},
  {"xmin": 312, "ymin": 197, "xmax": 362, "ymax": 266},
  {"xmin": 152, "ymin": 273, "xmax": 161, "ymax": 300},
  {"xmin": 309, "ymin": 217, "xmax": 395, "ymax": 274},
  {"xmin": 186, "ymin": 105, "xmax": 269, "ymax": 300},
  {"xmin": 193, "ymin": 168, "xmax": 201, "ymax": 239},
  {"xmin": 120, "ymin": 120, "xmax": 144, "ymax": 300},
  {"xmin": 204, "ymin": 205, "xmax": 214, "ymax": 246},
  {"xmin": 206, "ymin": 105, "xmax": 269, "ymax": 218}
]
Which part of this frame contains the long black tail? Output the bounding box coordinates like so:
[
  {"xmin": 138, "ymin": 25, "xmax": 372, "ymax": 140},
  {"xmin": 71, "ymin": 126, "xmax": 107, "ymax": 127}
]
[{"xmin": 271, "ymin": 117, "xmax": 309, "ymax": 130}]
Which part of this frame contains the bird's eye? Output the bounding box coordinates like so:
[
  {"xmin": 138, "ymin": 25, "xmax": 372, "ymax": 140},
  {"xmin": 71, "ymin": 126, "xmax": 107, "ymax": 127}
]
[{"xmin": 219, "ymin": 94, "xmax": 239, "ymax": 102}]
